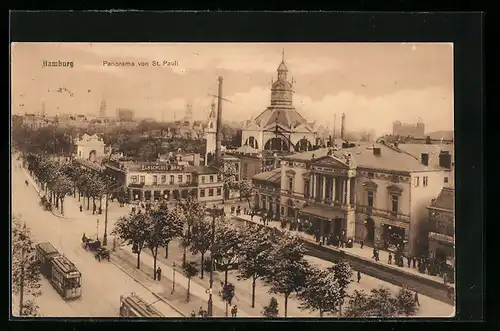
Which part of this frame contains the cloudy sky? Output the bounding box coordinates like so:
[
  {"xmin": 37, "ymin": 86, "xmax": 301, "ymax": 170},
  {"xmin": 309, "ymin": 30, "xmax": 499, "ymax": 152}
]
[{"xmin": 11, "ymin": 43, "xmax": 453, "ymax": 135}]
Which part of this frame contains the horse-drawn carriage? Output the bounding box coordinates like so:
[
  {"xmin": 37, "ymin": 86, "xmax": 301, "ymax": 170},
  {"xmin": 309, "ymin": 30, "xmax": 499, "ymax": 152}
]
[{"xmin": 81, "ymin": 234, "xmax": 110, "ymax": 262}]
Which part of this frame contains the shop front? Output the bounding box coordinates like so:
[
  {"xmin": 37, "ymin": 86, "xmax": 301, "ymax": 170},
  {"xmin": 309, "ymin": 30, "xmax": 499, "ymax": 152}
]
[
  {"xmin": 298, "ymin": 204, "xmax": 346, "ymax": 242},
  {"xmin": 372, "ymin": 216, "xmax": 410, "ymax": 256},
  {"xmin": 128, "ymin": 185, "xmax": 197, "ymax": 202}
]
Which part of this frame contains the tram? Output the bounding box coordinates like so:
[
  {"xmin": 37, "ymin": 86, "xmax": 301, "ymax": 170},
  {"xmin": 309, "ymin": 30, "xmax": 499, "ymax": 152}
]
[
  {"xmin": 35, "ymin": 242, "xmax": 82, "ymax": 300},
  {"xmin": 119, "ymin": 293, "xmax": 163, "ymax": 318}
]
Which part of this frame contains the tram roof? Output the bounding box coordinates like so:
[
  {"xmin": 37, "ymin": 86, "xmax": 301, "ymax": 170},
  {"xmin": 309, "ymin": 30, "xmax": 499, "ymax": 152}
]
[
  {"xmin": 36, "ymin": 242, "xmax": 59, "ymax": 256},
  {"xmin": 52, "ymin": 255, "xmax": 80, "ymax": 276},
  {"xmin": 121, "ymin": 293, "xmax": 163, "ymax": 317}
]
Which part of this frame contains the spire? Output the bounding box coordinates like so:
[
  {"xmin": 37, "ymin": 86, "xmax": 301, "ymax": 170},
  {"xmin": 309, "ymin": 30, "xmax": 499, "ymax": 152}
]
[
  {"xmin": 282, "ymin": 48, "xmax": 285, "ymax": 62},
  {"xmin": 277, "ymin": 49, "xmax": 288, "ymax": 72}
]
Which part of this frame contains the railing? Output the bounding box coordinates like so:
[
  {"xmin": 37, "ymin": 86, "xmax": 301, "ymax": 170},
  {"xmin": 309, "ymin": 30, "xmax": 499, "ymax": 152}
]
[{"xmin": 356, "ymin": 205, "xmax": 410, "ymax": 222}]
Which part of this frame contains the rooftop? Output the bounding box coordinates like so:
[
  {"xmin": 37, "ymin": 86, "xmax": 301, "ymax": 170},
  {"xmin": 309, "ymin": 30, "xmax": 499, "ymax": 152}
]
[
  {"xmin": 428, "ymin": 187, "xmax": 454, "ymax": 212},
  {"xmin": 253, "ymin": 108, "xmax": 310, "ymax": 129},
  {"xmin": 252, "ymin": 168, "xmax": 281, "ymax": 184},
  {"xmin": 397, "ymin": 143, "xmax": 454, "ymax": 168}
]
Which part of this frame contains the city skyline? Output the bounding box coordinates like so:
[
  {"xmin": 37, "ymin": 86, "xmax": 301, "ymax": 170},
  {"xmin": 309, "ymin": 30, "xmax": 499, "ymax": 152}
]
[{"xmin": 11, "ymin": 43, "xmax": 454, "ymax": 135}]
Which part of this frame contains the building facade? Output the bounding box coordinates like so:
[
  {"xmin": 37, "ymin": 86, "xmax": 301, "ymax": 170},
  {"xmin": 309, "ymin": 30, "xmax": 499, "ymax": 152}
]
[
  {"xmin": 392, "ymin": 120, "xmax": 425, "ymax": 138},
  {"xmin": 241, "ymin": 52, "xmax": 318, "ymax": 153},
  {"xmin": 104, "ymin": 160, "xmax": 223, "ymax": 204},
  {"xmin": 22, "ymin": 114, "xmax": 53, "ymax": 130},
  {"xmin": 276, "ymin": 143, "xmax": 449, "ymax": 257},
  {"xmin": 74, "ymin": 134, "xmax": 106, "ymax": 162},
  {"xmin": 252, "ymin": 169, "xmax": 281, "ymax": 217}
]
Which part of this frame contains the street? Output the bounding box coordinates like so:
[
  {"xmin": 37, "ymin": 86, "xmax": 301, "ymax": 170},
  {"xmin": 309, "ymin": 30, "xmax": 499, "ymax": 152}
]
[{"xmin": 11, "ymin": 162, "xmax": 182, "ymax": 318}]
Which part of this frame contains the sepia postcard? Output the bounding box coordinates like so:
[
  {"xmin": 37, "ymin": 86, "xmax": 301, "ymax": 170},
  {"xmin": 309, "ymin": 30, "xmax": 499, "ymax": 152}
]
[{"xmin": 10, "ymin": 42, "xmax": 455, "ymax": 319}]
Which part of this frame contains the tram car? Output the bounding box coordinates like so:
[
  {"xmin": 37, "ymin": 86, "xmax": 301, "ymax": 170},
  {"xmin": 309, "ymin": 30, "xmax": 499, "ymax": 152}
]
[
  {"xmin": 119, "ymin": 293, "xmax": 163, "ymax": 318},
  {"xmin": 35, "ymin": 242, "xmax": 82, "ymax": 300}
]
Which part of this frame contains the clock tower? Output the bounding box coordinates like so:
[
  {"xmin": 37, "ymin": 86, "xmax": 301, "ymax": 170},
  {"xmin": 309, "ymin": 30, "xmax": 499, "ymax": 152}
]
[{"xmin": 270, "ymin": 50, "xmax": 294, "ymax": 106}]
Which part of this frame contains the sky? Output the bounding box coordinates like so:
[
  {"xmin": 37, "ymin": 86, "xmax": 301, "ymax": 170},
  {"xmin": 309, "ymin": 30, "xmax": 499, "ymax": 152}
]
[{"xmin": 11, "ymin": 43, "xmax": 454, "ymax": 135}]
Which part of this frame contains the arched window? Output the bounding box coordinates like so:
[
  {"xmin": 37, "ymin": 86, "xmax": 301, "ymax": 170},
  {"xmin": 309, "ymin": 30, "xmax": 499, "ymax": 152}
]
[
  {"xmin": 296, "ymin": 139, "xmax": 312, "ymax": 152},
  {"xmin": 244, "ymin": 136, "xmax": 259, "ymax": 149},
  {"xmin": 264, "ymin": 137, "xmax": 289, "ymax": 152}
]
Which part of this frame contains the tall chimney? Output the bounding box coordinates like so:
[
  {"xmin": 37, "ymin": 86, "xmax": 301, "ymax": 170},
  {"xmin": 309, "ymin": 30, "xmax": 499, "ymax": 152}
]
[
  {"xmin": 340, "ymin": 113, "xmax": 346, "ymax": 140},
  {"xmin": 333, "ymin": 114, "xmax": 337, "ymax": 139},
  {"xmin": 215, "ymin": 76, "xmax": 224, "ymax": 165}
]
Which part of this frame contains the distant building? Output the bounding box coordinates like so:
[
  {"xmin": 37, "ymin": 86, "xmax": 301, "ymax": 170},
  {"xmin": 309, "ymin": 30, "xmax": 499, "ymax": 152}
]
[
  {"xmin": 22, "ymin": 113, "xmax": 53, "ymax": 130},
  {"xmin": 116, "ymin": 108, "xmax": 135, "ymax": 122},
  {"xmin": 392, "ymin": 120, "xmax": 425, "ymax": 138},
  {"xmin": 74, "ymin": 134, "xmax": 106, "ymax": 162}
]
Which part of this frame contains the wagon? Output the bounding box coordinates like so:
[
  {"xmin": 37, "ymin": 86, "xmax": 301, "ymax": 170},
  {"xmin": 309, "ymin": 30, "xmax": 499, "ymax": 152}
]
[
  {"xmin": 82, "ymin": 236, "xmax": 101, "ymax": 252},
  {"xmin": 94, "ymin": 247, "xmax": 110, "ymax": 262}
]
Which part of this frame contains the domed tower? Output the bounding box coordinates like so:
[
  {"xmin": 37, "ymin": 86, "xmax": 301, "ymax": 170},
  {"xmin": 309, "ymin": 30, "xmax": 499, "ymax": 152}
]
[
  {"xmin": 270, "ymin": 50, "xmax": 294, "ymax": 106},
  {"xmin": 204, "ymin": 98, "xmax": 217, "ymax": 165}
]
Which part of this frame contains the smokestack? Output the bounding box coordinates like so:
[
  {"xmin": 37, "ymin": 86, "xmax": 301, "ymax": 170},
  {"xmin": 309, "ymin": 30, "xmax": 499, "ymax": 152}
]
[
  {"xmin": 215, "ymin": 76, "xmax": 224, "ymax": 165},
  {"xmin": 333, "ymin": 114, "xmax": 336, "ymax": 138},
  {"xmin": 340, "ymin": 113, "xmax": 346, "ymax": 140}
]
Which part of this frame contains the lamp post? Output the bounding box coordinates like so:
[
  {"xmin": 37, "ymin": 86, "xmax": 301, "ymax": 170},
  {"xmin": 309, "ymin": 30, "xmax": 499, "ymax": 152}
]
[
  {"xmin": 206, "ymin": 205, "xmax": 224, "ymax": 317},
  {"xmin": 103, "ymin": 193, "xmax": 109, "ymax": 246},
  {"xmin": 96, "ymin": 218, "xmax": 100, "ymax": 241},
  {"xmin": 171, "ymin": 261, "xmax": 176, "ymax": 294}
]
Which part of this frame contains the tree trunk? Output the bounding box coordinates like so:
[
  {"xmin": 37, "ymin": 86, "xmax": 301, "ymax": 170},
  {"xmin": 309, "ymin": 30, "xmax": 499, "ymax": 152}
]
[
  {"xmin": 55, "ymin": 194, "xmax": 59, "ymax": 208},
  {"xmin": 78, "ymin": 190, "xmax": 81, "ymax": 202},
  {"xmin": 200, "ymin": 253, "xmax": 205, "ymax": 279},
  {"xmin": 320, "ymin": 309, "xmax": 323, "ymax": 317},
  {"xmin": 225, "ymin": 268, "xmax": 229, "ymax": 285},
  {"xmin": 182, "ymin": 225, "xmax": 191, "ymax": 267},
  {"xmin": 152, "ymin": 247, "xmax": 157, "ymax": 280},
  {"xmin": 60, "ymin": 198, "xmax": 64, "ymax": 215},
  {"xmin": 74, "ymin": 184, "xmax": 76, "ymax": 198},
  {"xmin": 225, "ymin": 301, "xmax": 229, "ymax": 317},
  {"xmin": 187, "ymin": 278, "xmax": 191, "ymax": 302},
  {"xmin": 136, "ymin": 250, "xmax": 141, "ymax": 269},
  {"xmin": 165, "ymin": 242, "xmax": 169, "ymax": 258},
  {"xmin": 284, "ymin": 294, "xmax": 289, "ymax": 318},
  {"xmin": 87, "ymin": 195, "xmax": 90, "ymax": 210},
  {"xmin": 251, "ymin": 277, "xmax": 256, "ymax": 308}
]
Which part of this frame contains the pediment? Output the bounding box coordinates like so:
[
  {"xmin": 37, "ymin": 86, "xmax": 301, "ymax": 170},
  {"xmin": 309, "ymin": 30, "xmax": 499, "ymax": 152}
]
[
  {"xmin": 285, "ymin": 169, "xmax": 296, "ymax": 176},
  {"xmin": 362, "ymin": 180, "xmax": 378, "ymax": 190},
  {"xmin": 313, "ymin": 155, "xmax": 349, "ymax": 168},
  {"xmin": 243, "ymin": 122, "xmax": 262, "ymax": 130},
  {"xmin": 387, "ymin": 184, "xmax": 403, "ymax": 195}
]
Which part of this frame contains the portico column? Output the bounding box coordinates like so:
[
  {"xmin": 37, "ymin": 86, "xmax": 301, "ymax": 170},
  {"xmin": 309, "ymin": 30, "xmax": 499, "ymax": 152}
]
[
  {"xmin": 346, "ymin": 177, "xmax": 351, "ymax": 208},
  {"xmin": 331, "ymin": 177, "xmax": 336, "ymax": 202},
  {"xmin": 322, "ymin": 176, "xmax": 327, "ymax": 202},
  {"xmin": 309, "ymin": 176, "xmax": 314, "ymax": 198},
  {"xmin": 311, "ymin": 174, "xmax": 316, "ymax": 199}
]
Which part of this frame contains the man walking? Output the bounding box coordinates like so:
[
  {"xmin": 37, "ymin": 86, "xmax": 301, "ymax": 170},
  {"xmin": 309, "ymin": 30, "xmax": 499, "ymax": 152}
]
[
  {"xmin": 414, "ymin": 292, "xmax": 420, "ymax": 306},
  {"xmin": 388, "ymin": 253, "xmax": 393, "ymax": 265},
  {"xmin": 231, "ymin": 305, "xmax": 238, "ymax": 317},
  {"xmin": 156, "ymin": 266, "xmax": 162, "ymax": 281},
  {"xmin": 360, "ymin": 238, "xmax": 364, "ymax": 249},
  {"xmin": 357, "ymin": 270, "xmax": 361, "ymax": 283}
]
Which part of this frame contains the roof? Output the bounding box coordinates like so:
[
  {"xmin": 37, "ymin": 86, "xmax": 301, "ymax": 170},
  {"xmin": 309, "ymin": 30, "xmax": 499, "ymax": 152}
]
[
  {"xmin": 235, "ymin": 145, "xmax": 260, "ymax": 154},
  {"xmin": 428, "ymin": 187, "xmax": 454, "ymax": 211},
  {"xmin": 397, "ymin": 143, "xmax": 454, "ymax": 169},
  {"xmin": 277, "ymin": 61, "xmax": 288, "ymax": 71},
  {"xmin": 252, "ymin": 169, "xmax": 281, "ymax": 183},
  {"xmin": 36, "ymin": 242, "xmax": 59, "ymax": 256},
  {"xmin": 189, "ymin": 165, "xmax": 219, "ymax": 174},
  {"xmin": 285, "ymin": 143, "xmax": 445, "ymax": 173},
  {"xmin": 121, "ymin": 293, "xmax": 163, "ymax": 317},
  {"xmin": 299, "ymin": 205, "xmax": 345, "ymax": 220},
  {"xmin": 52, "ymin": 255, "xmax": 80, "ymax": 275}
]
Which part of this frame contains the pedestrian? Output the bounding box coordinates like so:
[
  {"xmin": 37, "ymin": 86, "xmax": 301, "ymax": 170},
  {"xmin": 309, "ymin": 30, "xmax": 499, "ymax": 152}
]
[
  {"xmin": 156, "ymin": 266, "xmax": 162, "ymax": 281},
  {"xmin": 198, "ymin": 306, "xmax": 204, "ymax": 316},
  {"xmin": 322, "ymin": 235, "xmax": 326, "ymax": 246},
  {"xmin": 413, "ymin": 257, "xmax": 417, "ymax": 268},
  {"xmin": 375, "ymin": 250, "xmax": 380, "ymax": 262},
  {"xmin": 79, "ymin": 205, "xmax": 83, "ymax": 212},
  {"xmin": 372, "ymin": 248, "xmax": 377, "ymax": 259},
  {"xmin": 231, "ymin": 305, "xmax": 238, "ymax": 317},
  {"xmin": 98, "ymin": 206, "xmax": 102, "ymax": 214},
  {"xmin": 360, "ymin": 238, "xmax": 364, "ymax": 249},
  {"xmin": 388, "ymin": 253, "xmax": 393, "ymax": 265},
  {"xmin": 357, "ymin": 270, "xmax": 361, "ymax": 283},
  {"xmin": 414, "ymin": 292, "xmax": 420, "ymax": 306},
  {"xmin": 190, "ymin": 310, "xmax": 196, "ymax": 317},
  {"xmin": 93, "ymin": 204, "xmax": 96, "ymax": 215}
]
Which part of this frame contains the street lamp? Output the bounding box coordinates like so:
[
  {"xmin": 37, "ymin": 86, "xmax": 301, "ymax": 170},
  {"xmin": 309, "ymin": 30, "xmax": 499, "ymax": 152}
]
[
  {"xmin": 206, "ymin": 205, "xmax": 225, "ymax": 317},
  {"xmin": 96, "ymin": 218, "xmax": 100, "ymax": 241},
  {"xmin": 171, "ymin": 261, "xmax": 176, "ymax": 294}
]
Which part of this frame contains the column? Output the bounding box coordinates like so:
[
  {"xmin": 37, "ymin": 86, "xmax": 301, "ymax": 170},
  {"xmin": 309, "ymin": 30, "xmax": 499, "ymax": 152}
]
[
  {"xmin": 346, "ymin": 178, "xmax": 351, "ymax": 208},
  {"xmin": 311, "ymin": 174, "xmax": 316, "ymax": 199},
  {"xmin": 309, "ymin": 176, "xmax": 314, "ymax": 198},
  {"xmin": 351, "ymin": 179, "xmax": 356, "ymax": 206},
  {"xmin": 322, "ymin": 176, "xmax": 327, "ymax": 202},
  {"xmin": 331, "ymin": 176, "xmax": 336, "ymax": 202}
]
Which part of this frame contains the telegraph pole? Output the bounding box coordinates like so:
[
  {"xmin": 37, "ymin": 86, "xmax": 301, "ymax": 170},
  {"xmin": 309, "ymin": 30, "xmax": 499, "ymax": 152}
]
[{"xmin": 103, "ymin": 193, "xmax": 109, "ymax": 246}]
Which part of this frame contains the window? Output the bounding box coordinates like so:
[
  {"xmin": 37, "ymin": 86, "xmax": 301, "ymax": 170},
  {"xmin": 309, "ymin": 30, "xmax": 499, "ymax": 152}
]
[
  {"xmin": 161, "ymin": 175, "xmax": 166, "ymax": 184},
  {"xmin": 178, "ymin": 175, "xmax": 183, "ymax": 183},
  {"xmin": 423, "ymin": 176, "xmax": 428, "ymax": 187},
  {"xmin": 152, "ymin": 175, "xmax": 158, "ymax": 185},
  {"xmin": 209, "ymin": 189, "xmax": 214, "ymax": 196},
  {"xmin": 281, "ymin": 206, "xmax": 285, "ymax": 215},
  {"xmin": 367, "ymin": 191, "xmax": 374, "ymax": 207},
  {"xmin": 131, "ymin": 176, "xmax": 138, "ymax": 184},
  {"xmin": 200, "ymin": 189, "xmax": 205, "ymax": 197},
  {"xmin": 140, "ymin": 176, "xmax": 145, "ymax": 183},
  {"xmin": 304, "ymin": 180, "xmax": 310, "ymax": 197},
  {"xmin": 235, "ymin": 163, "xmax": 239, "ymax": 172},
  {"xmin": 391, "ymin": 195, "xmax": 399, "ymax": 213},
  {"xmin": 288, "ymin": 177, "xmax": 293, "ymax": 191},
  {"xmin": 169, "ymin": 175, "xmax": 174, "ymax": 184},
  {"xmin": 243, "ymin": 163, "xmax": 248, "ymax": 174},
  {"xmin": 414, "ymin": 176, "xmax": 420, "ymax": 187},
  {"xmin": 444, "ymin": 177, "xmax": 449, "ymax": 183},
  {"xmin": 209, "ymin": 175, "xmax": 214, "ymax": 183},
  {"xmin": 186, "ymin": 175, "xmax": 191, "ymax": 183},
  {"xmin": 201, "ymin": 176, "xmax": 206, "ymax": 184},
  {"xmin": 367, "ymin": 172, "xmax": 374, "ymax": 179},
  {"xmin": 217, "ymin": 188, "xmax": 221, "ymax": 196}
]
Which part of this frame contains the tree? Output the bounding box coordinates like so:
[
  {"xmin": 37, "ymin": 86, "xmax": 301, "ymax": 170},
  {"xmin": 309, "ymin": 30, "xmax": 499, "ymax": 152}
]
[
  {"xmin": 76, "ymin": 170, "xmax": 92, "ymax": 207},
  {"xmin": 222, "ymin": 283, "xmax": 236, "ymax": 317},
  {"xmin": 112, "ymin": 212, "xmax": 150, "ymax": 269},
  {"xmin": 87, "ymin": 175, "xmax": 106, "ymax": 210},
  {"xmin": 263, "ymin": 234, "xmax": 310, "ymax": 317},
  {"xmin": 344, "ymin": 286, "xmax": 409, "ymax": 318},
  {"xmin": 237, "ymin": 223, "xmax": 272, "ymax": 308},
  {"xmin": 329, "ymin": 259, "xmax": 353, "ymax": 315},
  {"xmin": 12, "ymin": 217, "xmax": 42, "ymax": 316},
  {"xmin": 262, "ymin": 297, "xmax": 279, "ymax": 318},
  {"xmin": 53, "ymin": 175, "xmax": 73, "ymax": 215},
  {"xmin": 395, "ymin": 286, "xmax": 419, "ymax": 316},
  {"xmin": 146, "ymin": 202, "xmax": 184, "ymax": 280},
  {"xmin": 189, "ymin": 218, "xmax": 212, "ymax": 279},
  {"xmin": 178, "ymin": 196, "xmax": 206, "ymax": 267},
  {"xmin": 183, "ymin": 261, "xmax": 199, "ymax": 302},
  {"xmin": 238, "ymin": 180, "xmax": 254, "ymax": 209},
  {"xmin": 298, "ymin": 267, "xmax": 342, "ymax": 317},
  {"xmin": 344, "ymin": 290, "xmax": 371, "ymax": 317},
  {"xmin": 219, "ymin": 162, "xmax": 238, "ymax": 201},
  {"xmin": 213, "ymin": 220, "xmax": 242, "ymax": 285}
]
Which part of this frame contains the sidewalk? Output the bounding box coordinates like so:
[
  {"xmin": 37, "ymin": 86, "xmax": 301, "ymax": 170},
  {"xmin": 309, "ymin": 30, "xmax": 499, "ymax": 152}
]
[
  {"xmin": 231, "ymin": 211, "xmax": 452, "ymax": 287},
  {"xmin": 111, "ymin": 245, "xmax": 240, "ymax": 317}
]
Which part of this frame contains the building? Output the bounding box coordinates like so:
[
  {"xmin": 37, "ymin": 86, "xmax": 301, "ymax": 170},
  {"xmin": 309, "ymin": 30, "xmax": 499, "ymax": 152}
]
[
  {"xmin": 241, "ymin": 51, "xmax": 318, "ymax": 153},
  {"xmin": 74, "ymin": 134, "xmax": 106, "ymax": 162},
  {"xmin": 104, "ymin": 160, "xmax": 223, "ymax": 204},
  {"xmin": 116, "ymin": 108, "xmax": 135, "ymax": 122},
  {"xmin": 275, "ymin": 142, "xmax": 450, "ymax": 257},
  {"xmin": 392, "ymin": 120, "xmax": 425, "ymax": 138},
  {"xmin": 99, "ymin": 99, "xmax": 107, "ymax": 119},
  {"xmin": 204, "ymin": 100, "xmax": 217, "ymax": 165},
  {"xmin": 252, "ymin": 168, "xmax": 282, "ymax": 217},
  {"xmin": 22, "ymin": 113, "xmax": 53, "ymax": 130},
  {"xmin": 174, "ymin": 104, "xmax": 205, "ymax": 139},
  {"xmin": 426, "ymin": 187, "xmax": 455, "ymax": 276}
]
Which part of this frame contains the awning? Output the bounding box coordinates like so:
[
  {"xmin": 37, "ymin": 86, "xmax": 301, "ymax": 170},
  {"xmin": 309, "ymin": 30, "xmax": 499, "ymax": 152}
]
[{"xmin": 299, "ymin": 205, "xmax": 345, "ymax": 220}]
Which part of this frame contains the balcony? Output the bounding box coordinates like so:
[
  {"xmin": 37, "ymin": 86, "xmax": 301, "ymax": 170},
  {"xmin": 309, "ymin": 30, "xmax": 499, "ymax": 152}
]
[
  {"xmin": 357, "ymin": 205, "xmax": 410, "ymax": 222},
  {"xmin": 129, "ymin": 183, "xmax": 145, "ymax": 188}
]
